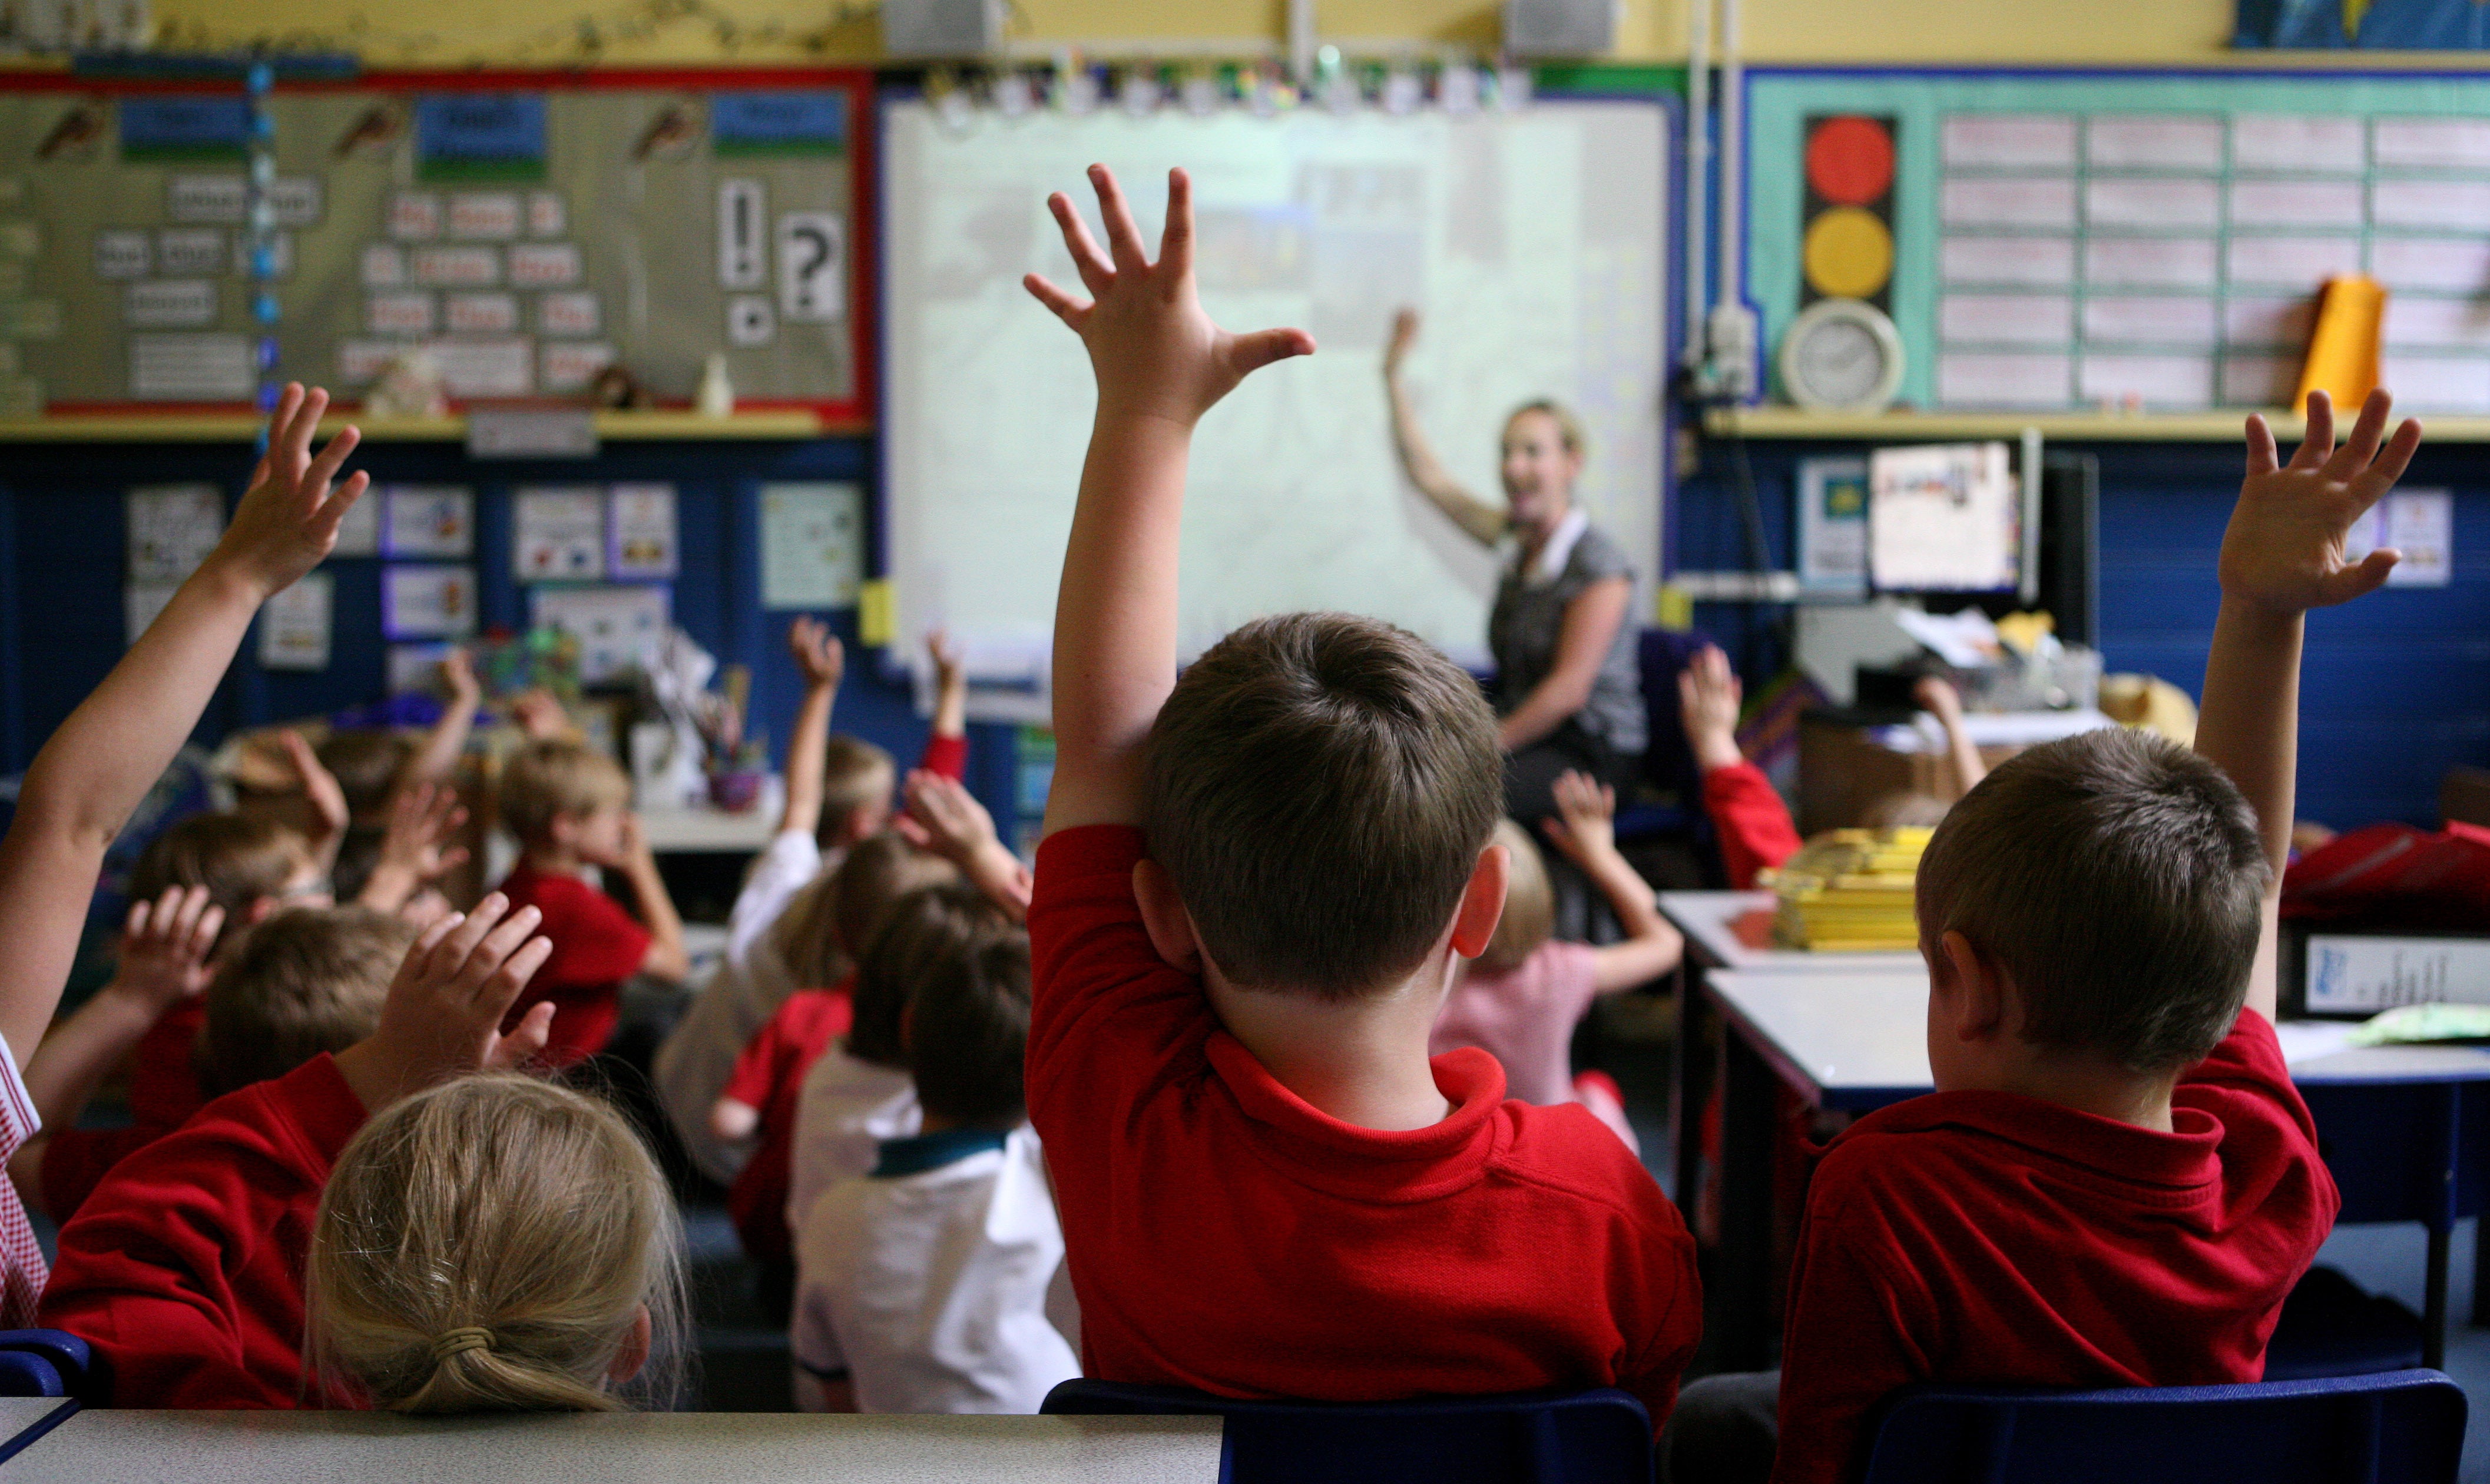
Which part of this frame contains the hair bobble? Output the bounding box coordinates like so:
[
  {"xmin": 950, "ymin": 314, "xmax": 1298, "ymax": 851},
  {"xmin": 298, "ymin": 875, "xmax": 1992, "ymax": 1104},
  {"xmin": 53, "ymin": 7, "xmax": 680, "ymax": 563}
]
[{"xmin": 431, "ymin": 1326, "xmax": 494, "ymax": 1363}]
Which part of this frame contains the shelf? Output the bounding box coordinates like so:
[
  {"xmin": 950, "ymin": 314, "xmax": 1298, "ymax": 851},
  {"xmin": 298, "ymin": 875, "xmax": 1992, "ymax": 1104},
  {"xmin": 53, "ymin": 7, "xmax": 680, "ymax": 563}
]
[
  {"xmin": 0, "ymin": 408, "xmax": 856, "ymax": 442},
  {"xmin": 1706, "ymin": 406, "xmax": 2490, "ymax": 443}
]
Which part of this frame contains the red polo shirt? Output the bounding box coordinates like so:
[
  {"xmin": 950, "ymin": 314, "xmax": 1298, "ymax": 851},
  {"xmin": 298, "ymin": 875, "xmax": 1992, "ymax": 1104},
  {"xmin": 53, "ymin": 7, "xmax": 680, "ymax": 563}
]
[
  {"xmin": 38, "ymin": 1054, "xmax": 369, "ymax": 1408},
  {"xmin": 1028, "ymin": 825, "xmax": 1702, "ymax": 1427},
  {"xmin": 492, "ymin": 863, "xmax": 653, "ymax": 1066},
  {"xmin": 1771, "ymin": 1010, "xmax": 2340, "ymax": 1484}
]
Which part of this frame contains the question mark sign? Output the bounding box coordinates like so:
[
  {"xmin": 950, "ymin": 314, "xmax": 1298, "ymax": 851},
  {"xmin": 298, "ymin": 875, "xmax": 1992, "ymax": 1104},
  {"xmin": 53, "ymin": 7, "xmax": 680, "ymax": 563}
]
[{"xmin": 793, "ymin": 225, "xmax": 828, "ymax": 312}]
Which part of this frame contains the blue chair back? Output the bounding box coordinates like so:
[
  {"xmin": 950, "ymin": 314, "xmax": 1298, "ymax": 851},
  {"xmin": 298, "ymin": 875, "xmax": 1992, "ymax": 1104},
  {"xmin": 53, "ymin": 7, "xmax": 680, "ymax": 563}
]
[
  {"xmin": 1043, "ymin": 1378, "xmax": 1654, "ymax": 1484},
  {"xmin": 1856, "ymin": 1367, "xmax": 2464, "ymax": 1484},
  {"xmin": 0, "ymin": 1331, "xmax": 101, "ymax": 1404}
]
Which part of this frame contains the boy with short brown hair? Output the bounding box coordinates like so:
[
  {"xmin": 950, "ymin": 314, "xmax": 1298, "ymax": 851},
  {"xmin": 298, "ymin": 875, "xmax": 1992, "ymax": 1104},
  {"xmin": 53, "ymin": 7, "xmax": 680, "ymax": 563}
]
[
  {"xmin": 1703, "ymin": 391, "xmax": 2406, "ymax": 1484},
  {"xmin": 492, "ymin": 738, "xmax": 688, "ymax": 1066},
  {"xmin": 1019, "ymin": 165, "xmax": 1698, "ymax": 1420}
]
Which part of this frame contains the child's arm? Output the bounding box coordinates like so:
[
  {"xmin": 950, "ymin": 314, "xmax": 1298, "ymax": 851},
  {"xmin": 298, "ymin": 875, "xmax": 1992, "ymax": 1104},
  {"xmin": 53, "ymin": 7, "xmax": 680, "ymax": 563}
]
[
  {"xmin": 9, "ymin": 886, "xmax": 222, "ymax": 1207},
  {"xmin": 1680, "ymin": 645, "xmax": 1802, "ymax": 887},
  {"xmin": 619, "ymin": 813, "xmax": 691, "ymax": 982},
  {"xmin": 403, "ymin": 648, "xmax": 482, "ymax": 787},
  {"xmin": 1540, "ymin": 771, "xmax": 1684, "ymax": 992},
  {"xmin": 0, "ymin": 385, "xmax": 365, "ymax": 1062},
  {"xmin": 355, "ymin": 781, "xmax": 469, "ymax": 915},
  {"xmin": 2198, "ymin": 388, "xmax": 2418, "ymax": 1023},
  {"xmin": 330, "ymin": 893, "xmax": 556, "ymax": 1114},
  {"xmin": 1382, "ymin": 309, "xmax": 1508, "ymax": 546},
  {"xmin": 1024, "ymin": 165, "xmax": 1313, "ymax": 833},
  {"xmin": 1913, "ymin": 675, "xmax": 1986, "ymax": 794},
  {"xmin": 276, "ymin": 728, "xmax": 350, "ymax": 873},
  {"xmin": 779, "ymin": 618, "xmax": 844, "ymax": 839},
  {"xmin": 902, "ymin": 770, "xmax": 1032, "ymax": 923},
  {"xmin": 921, "ymin": 631, "xmax": 969, "ymax": 780}
]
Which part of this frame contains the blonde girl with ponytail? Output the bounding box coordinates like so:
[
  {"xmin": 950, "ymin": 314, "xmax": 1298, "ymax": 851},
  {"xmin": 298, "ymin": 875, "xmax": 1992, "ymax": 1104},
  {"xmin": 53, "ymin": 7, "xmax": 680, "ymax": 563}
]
[{"xmin": 306, "ymin": 1072, "xmax": 690, "ymax": 1413}]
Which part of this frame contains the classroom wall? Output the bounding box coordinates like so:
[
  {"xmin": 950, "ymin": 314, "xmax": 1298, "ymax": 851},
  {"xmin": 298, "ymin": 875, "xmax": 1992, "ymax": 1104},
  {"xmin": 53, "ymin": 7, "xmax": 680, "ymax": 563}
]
[
  {"xmin": 149, "ymin": 0, "xmax": 2289, "ymax": 67},
  {"xmin": 0, "ymin": 439, "xmax": 1021, "ymax": 862}
]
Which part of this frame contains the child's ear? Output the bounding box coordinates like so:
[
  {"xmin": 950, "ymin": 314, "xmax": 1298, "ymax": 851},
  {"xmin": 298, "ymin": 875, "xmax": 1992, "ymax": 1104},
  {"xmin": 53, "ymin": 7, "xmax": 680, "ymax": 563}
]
[
  {"xmin": 1938, "ymin": 929, "xmax": 2008, "ymax": 1044},
  {"xmin": 1131, "ymin": 859, "xmax": 1202, "ymax": 974},
  {"xmin": 548, "ymin": 811, "xmax": 580, "ymax": 849},
  {"xmin": 1449, "ymin": 842, "xmax": 1511, "ymax": 959},
  {"xmin": 608, "ymin": 1304, "xmax": 652, "ymax": 1386},
  {"xmin": 246, "ymin": 895, "xmax": 280, "ymax": 926}
]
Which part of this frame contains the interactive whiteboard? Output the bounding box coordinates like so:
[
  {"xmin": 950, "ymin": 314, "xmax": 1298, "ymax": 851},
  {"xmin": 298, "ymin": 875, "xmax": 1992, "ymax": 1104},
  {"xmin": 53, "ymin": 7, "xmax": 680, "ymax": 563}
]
[{"xmin": 880, "ymin": 98, "xmax": 1669, "ymax": 714}]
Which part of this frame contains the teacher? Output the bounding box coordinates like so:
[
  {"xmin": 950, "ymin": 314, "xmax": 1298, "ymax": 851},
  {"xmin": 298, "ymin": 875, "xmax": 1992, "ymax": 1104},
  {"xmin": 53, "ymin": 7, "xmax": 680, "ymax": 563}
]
[{"xmin": 1383, "ymin": 307, "xmax": 1645, "ymax": 826}]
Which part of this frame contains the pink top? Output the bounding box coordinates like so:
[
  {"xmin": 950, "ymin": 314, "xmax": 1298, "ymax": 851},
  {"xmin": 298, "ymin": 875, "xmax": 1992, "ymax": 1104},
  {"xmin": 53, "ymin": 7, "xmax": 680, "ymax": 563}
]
[{"xmin": 1431, "ymin": 942, "xmax": 1601, "ymax": 1108}]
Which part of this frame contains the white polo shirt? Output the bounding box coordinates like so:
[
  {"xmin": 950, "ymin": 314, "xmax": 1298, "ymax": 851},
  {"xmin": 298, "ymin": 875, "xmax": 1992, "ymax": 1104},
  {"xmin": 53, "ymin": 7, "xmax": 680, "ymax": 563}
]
[
  {"xmin": 792, "ymin": 1124, "xmax": 1080, "ymax": 1415},
  {"xmin": 653, "ymin": 827, "xmax": 833, "ymax": 1182}
]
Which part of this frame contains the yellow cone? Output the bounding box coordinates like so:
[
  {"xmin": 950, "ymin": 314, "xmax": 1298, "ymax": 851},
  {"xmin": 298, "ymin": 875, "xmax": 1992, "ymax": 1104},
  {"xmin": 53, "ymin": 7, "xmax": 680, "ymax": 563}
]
[{"xmin": 2295, "ymin": 274, "xmax": 2385, "ymax": 414}]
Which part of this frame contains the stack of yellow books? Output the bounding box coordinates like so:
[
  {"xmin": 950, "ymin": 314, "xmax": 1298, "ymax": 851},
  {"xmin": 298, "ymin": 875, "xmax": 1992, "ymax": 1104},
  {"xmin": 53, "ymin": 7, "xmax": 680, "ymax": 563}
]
[{"xmin": 1762, "ymin": 827, "xmax": 1933, "ymax": 952}]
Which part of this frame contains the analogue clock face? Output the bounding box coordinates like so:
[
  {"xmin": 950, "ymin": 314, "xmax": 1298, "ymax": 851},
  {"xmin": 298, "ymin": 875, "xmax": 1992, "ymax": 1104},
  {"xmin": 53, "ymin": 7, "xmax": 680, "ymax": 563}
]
[{"xmin": 1799, "ymin": 317, "xmax": 1888, "ymax": 406}]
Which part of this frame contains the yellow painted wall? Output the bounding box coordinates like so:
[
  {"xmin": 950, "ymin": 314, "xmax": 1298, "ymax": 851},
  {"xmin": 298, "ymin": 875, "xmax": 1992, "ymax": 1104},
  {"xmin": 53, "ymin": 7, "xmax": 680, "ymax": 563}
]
[{"xmin": 145, "ymin": 0, "xmax": 2479, "ymax": 67}]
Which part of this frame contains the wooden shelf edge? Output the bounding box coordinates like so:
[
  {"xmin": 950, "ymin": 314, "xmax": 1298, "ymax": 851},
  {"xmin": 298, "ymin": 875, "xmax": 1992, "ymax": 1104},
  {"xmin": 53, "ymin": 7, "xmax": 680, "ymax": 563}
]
[
  {"xmin": 0, "ymin": 409, "xmax": 865, "ymax": 442},
  {"xmin": 1708, "ymin": 405, "xmax": 2490, "ymax": 443}
]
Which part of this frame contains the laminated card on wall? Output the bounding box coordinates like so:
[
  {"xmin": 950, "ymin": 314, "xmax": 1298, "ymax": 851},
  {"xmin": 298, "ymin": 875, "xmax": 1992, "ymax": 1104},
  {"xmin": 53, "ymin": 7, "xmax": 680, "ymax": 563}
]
[
  {"xmin": 1867, "ymin": 442, "xmax": 2019, "ymax": 593},
  {"xmin": 514, "ymin": 486, "xmax": 607, "ymax": 581}
]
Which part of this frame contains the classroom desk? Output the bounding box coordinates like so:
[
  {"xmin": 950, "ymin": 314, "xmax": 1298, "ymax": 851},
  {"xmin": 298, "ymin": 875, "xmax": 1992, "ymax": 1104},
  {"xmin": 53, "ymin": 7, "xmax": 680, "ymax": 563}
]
[
  {"xmin": 1655, "ymin": 892, "xmax": 1918, "ymax": 1219},
  {"xmin": 1704, "ymin": 966, "xmax": 2490, "ymax": 1373},
  {"xmin": 0, "ymin": 1397, "xmax": 77, "ymax": 1468},
  {"xmin": 2, "ymin": 1409, "xmax": 1223, "ymax": 1484}
]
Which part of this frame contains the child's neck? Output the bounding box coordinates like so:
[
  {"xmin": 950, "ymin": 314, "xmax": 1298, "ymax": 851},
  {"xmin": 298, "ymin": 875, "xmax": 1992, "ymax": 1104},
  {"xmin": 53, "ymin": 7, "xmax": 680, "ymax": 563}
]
[
  {"xmin": 1206, "ymin": 959, "xmax": 1453, "ymax": 1132},
  {"xmin": 1943, "ymin": 1050, "xmax": 2179, "ymax": 1132},
  {"xmin": 522, "ymin": 843, "xmax": 591, "ymax": 879}
]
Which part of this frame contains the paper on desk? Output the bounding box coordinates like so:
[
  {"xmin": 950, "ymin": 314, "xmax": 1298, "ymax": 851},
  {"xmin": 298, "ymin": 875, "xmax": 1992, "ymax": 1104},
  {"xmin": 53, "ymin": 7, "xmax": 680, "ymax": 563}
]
[
  {"xmin": 1892, "ymin": 606, "xmax": 2003, "ymax": 667},
  {"xmin": 1866, "ymin": 708, "xmax": 2115, "ymax": 754},
  {"xmin": 2274, "ymin": 1019, "xmax": 2360, "ymax": 1065}
]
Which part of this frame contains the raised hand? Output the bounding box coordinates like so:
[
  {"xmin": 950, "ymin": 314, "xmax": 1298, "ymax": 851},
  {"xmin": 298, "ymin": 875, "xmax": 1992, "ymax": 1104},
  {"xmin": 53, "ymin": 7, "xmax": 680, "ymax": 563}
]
[
  {"xmin": 1385, "ymin": 307, "xmax": 1421, "ymax": 376},
  {"xmin": 1024, "ymin": 165, "xmax": 1314, "ymax": 428},
  {"xmin": 333, "ymin": 893, "xmax": 553, "ymax": 1111},
  {"xmin": 790, "ymin": 617, "xmax": 845, "ymax": 692},
  {"xmin": 2224, "ymin": 388, "xmax": 2423, "ymax": 617},
  {"xmin": 114, "ymin": 885, "xmax": 224, "ymax": 1013},
  {"xmin": 900, "ymin": 769, "xmax": 1000, "ymax": 863},
  {"xmin": 1541, "ymin": 768, "xmax": 1618, "ymax": 870},
  {"xmin": 213, "ymin": 383, "xmax": 369, "ymax": 601},
  {"xmin": 510, "ymin": 688, "xmax": 575, "ymax": 743},
  {"xmin": 360, "ymin": 781, "xmax": 470, "ymax": 913},
  {"xmin": 278, "ymin": 729, "xmax": 350, "ymax": 847},
  {"xmin": 439, "ymin": 648, "xmax": 481, "ymax": 708},
  {"xmin": 1677, "ymin": 645, "xmax": 1744, "ymax": 773},
  {"xmin": 1912, "ymin": 675, "xmax": 1963, "ymax": 726},
  {"xmin": 928, "ymin": 630, "xmax": 963, "ymax": 694}
]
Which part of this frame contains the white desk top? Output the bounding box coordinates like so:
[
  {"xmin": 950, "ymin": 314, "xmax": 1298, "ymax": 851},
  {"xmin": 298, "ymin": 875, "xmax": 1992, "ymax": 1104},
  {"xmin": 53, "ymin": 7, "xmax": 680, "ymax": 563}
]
[
  {"xmin": 6, "ymin": 1410, "xmax": 1223, "ymax": 1484},
  {"xmin": 1708, "ymin": 966, "xmax": 2490, "ymax": 1111},
  {"xmin": 1658, "ymin": 891, "xmax": 1922, "ymax": 974},
  {"xmin": 0, "ymin": 1396, "xmax": 72, "ymax": 1453}
]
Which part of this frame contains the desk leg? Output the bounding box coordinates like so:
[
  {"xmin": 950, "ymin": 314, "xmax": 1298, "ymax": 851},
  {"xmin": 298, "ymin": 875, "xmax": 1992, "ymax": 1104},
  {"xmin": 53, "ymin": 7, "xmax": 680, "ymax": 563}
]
[
  {"xmin": 2426, "ymin": 1224, "xmax": 2449, "ymax": 1372},
  {"xmin": 1672, "ymin": 966, "xmax": 1719, "ymax": 1214},
  {"xmin": 1717, "ymin": 1029, "xmax": 1778, "ymax": 1373}
]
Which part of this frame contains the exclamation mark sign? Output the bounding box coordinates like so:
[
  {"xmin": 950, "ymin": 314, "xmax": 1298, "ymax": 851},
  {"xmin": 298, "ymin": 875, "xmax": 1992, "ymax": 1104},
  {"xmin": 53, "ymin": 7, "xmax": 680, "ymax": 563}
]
[{"xmin": 719, "ymin": 178, "xmax": 765, "ymax": 290}]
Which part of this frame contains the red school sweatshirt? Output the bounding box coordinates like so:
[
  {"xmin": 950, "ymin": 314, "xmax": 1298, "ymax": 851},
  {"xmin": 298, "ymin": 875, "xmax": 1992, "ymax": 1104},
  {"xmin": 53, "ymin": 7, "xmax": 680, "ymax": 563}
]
[{"xmin": 38, "ymin": 1054, "xmax": 367, "ymax": 1408}]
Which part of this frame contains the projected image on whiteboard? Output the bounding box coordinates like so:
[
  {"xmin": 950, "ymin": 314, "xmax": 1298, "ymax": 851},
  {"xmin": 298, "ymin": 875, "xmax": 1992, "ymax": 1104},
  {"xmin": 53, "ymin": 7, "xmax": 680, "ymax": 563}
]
[
  {"xmin": 1867, "ymin": 442, "xmax": 2019, "ymax": 593},
  {"xmin": 880, "ymin": 100, "xmax": 1669, "ymax": 718}
]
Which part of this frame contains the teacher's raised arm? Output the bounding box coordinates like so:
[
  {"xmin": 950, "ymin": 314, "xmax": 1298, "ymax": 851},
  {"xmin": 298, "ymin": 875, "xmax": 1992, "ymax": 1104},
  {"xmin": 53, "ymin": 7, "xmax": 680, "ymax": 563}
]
[{"xmin": 1383, "ymin": 307, "xmax": 1647, "ymax": 829}]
